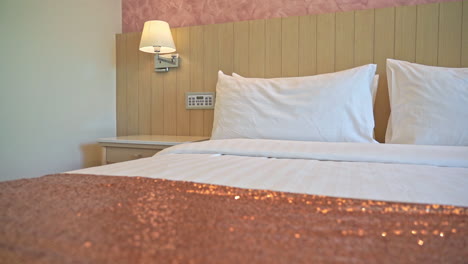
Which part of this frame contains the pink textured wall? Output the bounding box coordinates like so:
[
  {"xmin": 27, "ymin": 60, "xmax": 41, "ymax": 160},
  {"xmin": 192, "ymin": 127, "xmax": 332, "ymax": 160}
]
[{"xmin": 122, "ymin": 0, "xmax": 457, "ymax": 33}]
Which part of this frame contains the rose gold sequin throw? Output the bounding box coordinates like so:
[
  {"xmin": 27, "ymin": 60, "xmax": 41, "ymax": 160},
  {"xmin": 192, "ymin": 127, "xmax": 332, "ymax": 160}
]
[{"xmin": 0, "ymin": 174, "xmax": 466, "ymax": 263}]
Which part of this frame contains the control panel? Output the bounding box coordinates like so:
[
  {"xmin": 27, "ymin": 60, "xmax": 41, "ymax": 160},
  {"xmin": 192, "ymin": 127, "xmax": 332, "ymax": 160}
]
[{"xmin": 186, "ymin": 92, "xmax": 215, "ymax": 109}]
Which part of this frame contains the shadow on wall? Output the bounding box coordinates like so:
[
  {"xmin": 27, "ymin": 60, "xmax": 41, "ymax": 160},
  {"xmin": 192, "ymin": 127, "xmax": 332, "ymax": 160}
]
[{"xmin": 80, "ymin": 144, "xmax": 102, "ymax": 168}]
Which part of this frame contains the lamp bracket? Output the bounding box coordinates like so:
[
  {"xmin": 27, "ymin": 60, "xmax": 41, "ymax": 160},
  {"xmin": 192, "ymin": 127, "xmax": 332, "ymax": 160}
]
[{"xmin": 155, "ymin": 53, "xmax": 179, "ymax": 72}]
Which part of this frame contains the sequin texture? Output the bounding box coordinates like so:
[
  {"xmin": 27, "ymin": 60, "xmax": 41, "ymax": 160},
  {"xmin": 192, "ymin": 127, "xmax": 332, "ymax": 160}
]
[{"xmin": 0, "ymin": 174, "xmax": 466, "ymax": 263}]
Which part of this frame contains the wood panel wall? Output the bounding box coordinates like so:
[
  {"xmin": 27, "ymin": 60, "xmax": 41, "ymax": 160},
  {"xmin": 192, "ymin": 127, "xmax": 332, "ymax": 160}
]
[{"xmin": 116, "ymin": 0, "xmax": 468, "ymax": 142}]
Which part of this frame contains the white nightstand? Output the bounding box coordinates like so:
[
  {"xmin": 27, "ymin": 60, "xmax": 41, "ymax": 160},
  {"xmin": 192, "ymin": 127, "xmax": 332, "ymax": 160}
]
[{"xmin": 98, "ymin": 135, "xmax": 209, "ymax": 165}]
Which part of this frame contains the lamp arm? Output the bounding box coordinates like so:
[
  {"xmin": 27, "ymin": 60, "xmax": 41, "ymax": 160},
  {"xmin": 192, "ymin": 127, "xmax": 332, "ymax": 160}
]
[{"xmin": 157, "ymin": 54, "xmax": 178, "ymax": 64}]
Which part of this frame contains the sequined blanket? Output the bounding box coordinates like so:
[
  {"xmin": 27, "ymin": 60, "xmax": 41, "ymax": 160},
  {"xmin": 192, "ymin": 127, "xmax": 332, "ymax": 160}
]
[{"xmin": 0, "ymin": 174, "xmax": 466, "ymax": 263}]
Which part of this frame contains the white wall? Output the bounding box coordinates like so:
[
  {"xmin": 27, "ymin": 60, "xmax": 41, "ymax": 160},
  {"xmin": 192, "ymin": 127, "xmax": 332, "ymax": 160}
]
[{"xmin": 0, "ymin": 0, "xmax": 122, "ymax": 181}]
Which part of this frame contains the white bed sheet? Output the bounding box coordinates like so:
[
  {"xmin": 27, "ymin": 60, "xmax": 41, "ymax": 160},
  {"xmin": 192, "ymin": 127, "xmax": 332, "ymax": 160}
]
[{"xmin": 69, "ymin": 139, "xmax": 468, "ymax": 207}]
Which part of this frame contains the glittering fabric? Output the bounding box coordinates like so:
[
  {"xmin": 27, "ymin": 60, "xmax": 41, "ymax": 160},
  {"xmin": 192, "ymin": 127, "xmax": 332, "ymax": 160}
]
[{"xmin": 1, "ymin": 174, "xmax": 466, "ymax": 263}]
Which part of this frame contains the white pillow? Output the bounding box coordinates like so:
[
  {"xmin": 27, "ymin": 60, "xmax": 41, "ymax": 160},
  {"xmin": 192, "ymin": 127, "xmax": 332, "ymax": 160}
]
[
  {"xmin": 233, "ymin": 73, "xmax": 380, "ymax": 105},
  {"xmin": 385, "ymin": 59, "xmax": 468, "ymax": 146},
  {"xmin": 211, "ymin": 64, "xmax": 378, "ymax": 142}
]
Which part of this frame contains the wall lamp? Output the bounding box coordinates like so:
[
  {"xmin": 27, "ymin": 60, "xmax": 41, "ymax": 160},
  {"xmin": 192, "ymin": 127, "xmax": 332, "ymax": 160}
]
[{"xmin": 139, "ymin": 20, "xmax": 179, "ymax": 72}]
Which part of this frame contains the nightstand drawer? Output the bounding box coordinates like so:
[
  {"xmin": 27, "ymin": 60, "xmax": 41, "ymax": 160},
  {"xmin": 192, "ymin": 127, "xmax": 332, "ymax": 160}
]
[
  {"xmin": 106, "ymin": 147, "xmax": 160, "ymax": 163},
  {"xmin": 98, "ymin": 135, "xmax": 209, "ymax": 165}
]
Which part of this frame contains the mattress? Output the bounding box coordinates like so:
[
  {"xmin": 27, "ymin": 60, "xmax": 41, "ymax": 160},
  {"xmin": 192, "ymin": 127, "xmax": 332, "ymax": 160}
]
[{"xmin": 71, "ymin": 139, "xmax": 468, "ymax": 207}]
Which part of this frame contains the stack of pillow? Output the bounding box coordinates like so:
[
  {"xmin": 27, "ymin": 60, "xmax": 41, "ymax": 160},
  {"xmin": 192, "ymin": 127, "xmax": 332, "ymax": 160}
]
[
  {"xmin": 385, "ymin": 59, "xmax": 468, "ymax": 146},
  {"xmin": 211, "ymin": 59, "xmax": 468, "ymax": 146}
]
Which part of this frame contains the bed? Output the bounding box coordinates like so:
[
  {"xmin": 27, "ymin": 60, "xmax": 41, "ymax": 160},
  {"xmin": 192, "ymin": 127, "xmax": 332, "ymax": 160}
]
[
  {"xmin": 1, "ymin": 60, "xmax": 467, "ymax": 263},
  {"xmin": 1, "ymin": 139, "xmax": 467, "ymax": 263}
]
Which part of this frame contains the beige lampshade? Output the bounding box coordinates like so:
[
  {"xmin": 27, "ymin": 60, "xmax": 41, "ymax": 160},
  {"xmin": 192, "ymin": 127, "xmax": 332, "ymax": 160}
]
[{"xmin": 139, "ymin": 20, "xmax": 176, "ymax": 54}]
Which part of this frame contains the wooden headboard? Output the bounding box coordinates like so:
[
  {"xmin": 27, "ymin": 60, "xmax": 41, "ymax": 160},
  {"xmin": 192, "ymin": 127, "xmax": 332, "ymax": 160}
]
[{"xmin": 116, "ymin": 1, "xmax": 467, "ymax": 142}]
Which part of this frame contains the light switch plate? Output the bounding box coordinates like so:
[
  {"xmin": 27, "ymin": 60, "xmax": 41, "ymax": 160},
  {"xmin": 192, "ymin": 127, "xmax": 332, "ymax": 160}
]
[{"xmin": 186, "ymin": 92, "xmax": 215, "ymax": 109}]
